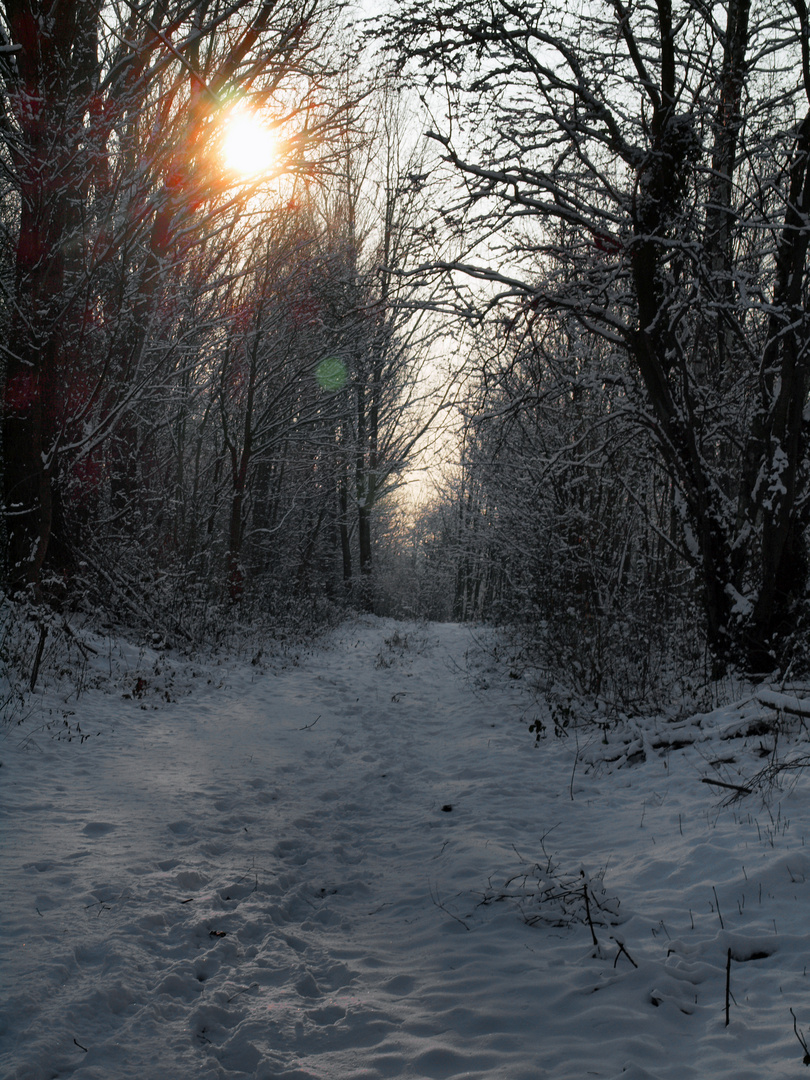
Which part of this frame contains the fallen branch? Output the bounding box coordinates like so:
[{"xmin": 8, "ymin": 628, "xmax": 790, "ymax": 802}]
[
  {"xmin": 756, "ymin": 689, "xmax": 810, "ymax": 718},
  {"xmin": 701, "ymin": 778, "xmax": 753, "ymax": 795}
]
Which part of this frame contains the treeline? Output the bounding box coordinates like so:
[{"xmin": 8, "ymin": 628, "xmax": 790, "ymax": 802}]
[
  {"xmin": 0, "ymin": 1, "xmax": 440, "ymax": 641},
  {"xmin": 396, "ymin": 323, "xmax": 708, "ymax": 712},
  {"xmin": 7, "ymin": 0, "xmax": 810, "ymax": 704},
  {"xmin": 377, "ymin": 0, "xmax": 810, "ymax": 683}
]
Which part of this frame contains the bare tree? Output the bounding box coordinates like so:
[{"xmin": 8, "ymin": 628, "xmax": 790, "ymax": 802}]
[
  {"xmin": 213, "ymin": 211, "xmax": 337, "ymax": 600},
  {"xmin": 443, "ymin": 308, "xmax": 701, "ymax": 707},
  {"xmin": 310, "ymin": 83, "xmax": 450, "ymax": 609},
  {"xmin": 381, "ymin": 0, "xmax": 810, "ymax": 671},
  {"xmin": 0, "ymin": 0, "xmax": 349, "ymax": 601}
]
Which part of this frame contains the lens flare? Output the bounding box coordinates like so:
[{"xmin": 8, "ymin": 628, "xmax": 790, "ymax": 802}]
[{"xmin": 316, "ymin": 357, "xmax": 347, "ymax": 391}]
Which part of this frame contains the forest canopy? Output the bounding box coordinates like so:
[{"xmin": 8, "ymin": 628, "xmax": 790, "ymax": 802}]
[
  {"xmin": 4, "ymin": 0, "xmax": 810, "ymax": 694},
  {"xmin": 376, "ymin": 0, "xmax": 810, "ymax": 678},
  {"xmin": 0, "ymin": 0, "xmax": 442, "ymax": 638}
]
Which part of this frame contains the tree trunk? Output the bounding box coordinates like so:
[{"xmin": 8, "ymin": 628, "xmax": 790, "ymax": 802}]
[
  {"xmin": 1, "ymin": 1, "xmax": 109, "ymax": 595},
  {"xmin": 338, "ymin": 479, "xmax": 353, "ymax": 593},
  {"xmin": 227, "ymin": 448, "xmax": 250, "ymax": 601}
]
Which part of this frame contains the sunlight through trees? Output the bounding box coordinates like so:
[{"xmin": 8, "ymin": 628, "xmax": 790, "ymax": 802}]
[{"xmin": 6, "ymin": 0, "xmax": 810, "ymax": 691}]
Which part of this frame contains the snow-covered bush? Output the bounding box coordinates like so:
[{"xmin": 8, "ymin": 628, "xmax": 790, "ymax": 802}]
[{"xmin": 0, "ymin": 596, "xmax": 31, "ymax": 725}]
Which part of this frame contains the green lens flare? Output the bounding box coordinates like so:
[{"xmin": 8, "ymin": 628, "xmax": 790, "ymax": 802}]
[{"xmin": 316, "ymin": 357, "xmax": 347, "ymax": 391}]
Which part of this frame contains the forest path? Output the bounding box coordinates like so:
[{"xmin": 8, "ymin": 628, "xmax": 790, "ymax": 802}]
[{"xmin": 1, "ymin": 617, "xmax": 806, "ymax": 1079}]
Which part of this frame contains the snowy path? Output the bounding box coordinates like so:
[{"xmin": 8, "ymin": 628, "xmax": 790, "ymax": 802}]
[{"xmin": 2, "ymin": 617, "xmax": 810, "ymax": 1079}]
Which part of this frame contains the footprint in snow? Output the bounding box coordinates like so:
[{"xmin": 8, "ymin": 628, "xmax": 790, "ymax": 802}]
[{"xmin": 81, "ymin": 822, "xmax": 117, "ymax": 836}]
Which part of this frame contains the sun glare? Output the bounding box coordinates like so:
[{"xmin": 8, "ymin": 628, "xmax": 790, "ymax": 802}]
[{"xmin": 222, "ymin": 109, "xmax": 276, "ymax": 178}]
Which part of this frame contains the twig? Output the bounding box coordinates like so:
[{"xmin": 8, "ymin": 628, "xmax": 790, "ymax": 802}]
[
  {"xmin": 60, "ymin": 618, "xmax": 98, "ymax": 656},
  {"xmin": 725, "ymin": 948, "xmax": 731, "ymax": 1026},
  {"xmin": 430, "ymin": 883, "xmax": 471, "ymax": 931},
  {"xmin": 701, "ymin": 778, "xmax": 753, "ymax": 795},
  {"xmin": 790, "ymin": 1008, "xmax": 810, "ymax": 1065},
  {"xmin": 612, "ymin": 938, "xmax": 638, "ymax": 969},
  {"xmin": 74, "ymin": 1038, "xmax": 88, "ymax": 1053},
  {"xmin": 29, "ymin": 623, "xmax": 48, "ymax": 693},
  {"xmin": 713, "ymin": 885, "xmax": 725, "ymax": 929},
  {"xmin": 227, "ymin": 982, "xmax": 258, "ymax": 1003},
  {"xmin": 582, "ymin": 875, "xmax": 599, "ymax": 948},
  {"xmin": 299, "ymin": 715, "xmax": 321, "ymax": 730}
]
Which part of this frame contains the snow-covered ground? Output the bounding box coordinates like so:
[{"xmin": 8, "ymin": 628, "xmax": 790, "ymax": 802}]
[{"xmin": 3, "ymin": 616, "xmax": 810, "ymax": 1079}]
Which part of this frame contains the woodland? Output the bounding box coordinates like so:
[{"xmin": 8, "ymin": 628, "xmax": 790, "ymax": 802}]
[{"xmin": 4, "ymin": 0, "xmax": 810, "ymax": 707}]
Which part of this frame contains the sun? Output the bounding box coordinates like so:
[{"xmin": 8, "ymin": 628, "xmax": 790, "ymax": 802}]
[{"xmin": 221, "ymin": 108, "xmax": 276, "ymax": 178}]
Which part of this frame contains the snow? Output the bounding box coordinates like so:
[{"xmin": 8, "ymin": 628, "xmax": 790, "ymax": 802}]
[{"xmin": 3, "ymin": 616, "xmax": 810, "ymax": 1079}]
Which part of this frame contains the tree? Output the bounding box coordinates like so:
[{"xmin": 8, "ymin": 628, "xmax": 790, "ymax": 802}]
[
  {"xmin": 382, "ymin": 0, "xmax": 810, "ymax": 671},
  {"xmin": 310, "ymin": 83, "xmax": 449, "ymax": 610},
  {"xmin": 442, "ymin": 307, "xmax": 701, "ymax": 707},
  {"xmin": 212, "ymin": 215, "xmax": 331, "ymax": 599},
  {"xmin": 0, "ymin": 0, "xmax": 349, "ymax": 601}
]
